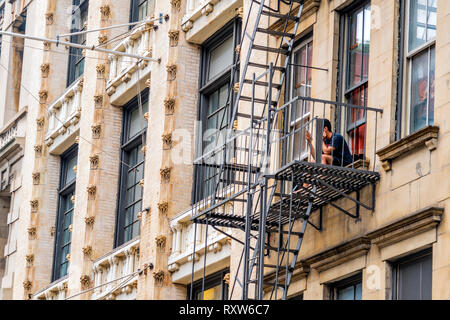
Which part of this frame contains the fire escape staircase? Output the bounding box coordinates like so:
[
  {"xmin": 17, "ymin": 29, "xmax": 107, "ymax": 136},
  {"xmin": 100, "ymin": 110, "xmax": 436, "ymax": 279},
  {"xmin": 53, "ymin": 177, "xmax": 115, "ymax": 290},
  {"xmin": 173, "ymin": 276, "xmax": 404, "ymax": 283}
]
[{"xmin": 191, "ymin": 0, "xmax": 381, "ymax": 300}]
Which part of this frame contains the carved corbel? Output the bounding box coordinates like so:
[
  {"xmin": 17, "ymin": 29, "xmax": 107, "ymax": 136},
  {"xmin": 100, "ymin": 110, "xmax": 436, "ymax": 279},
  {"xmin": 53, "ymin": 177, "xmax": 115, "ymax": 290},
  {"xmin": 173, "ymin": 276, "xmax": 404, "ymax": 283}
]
[
  {"xmin": 160, "ymin": 167, "xmax": 172, "ymax": 183},
  {"xmin": 26, "ymin": 254, "xmax": 34, "ymax": 267},
  {"xmin": 170, "ymin": 0, "xmax": 181, "ymax": 11},
  {"xmin": 43, "ymin": 41, "xmax": 51, "ymax": 51},
  {"xmin": 40, "ymin": 63, "xmax": 50, "ymax": 78},
  {"xmin": 30, "ymin": 200, "xmax": 39, "ymax": 213},
  {"xmin": 155, "ymin": 235, "xmax": 167, "ymax": 251},
  {"xmin": 153, "ymin": 270, "xmax": 165, "ymax": 287},
  {"xmin": 158, "ymin": 202, "xmax": 169, "ymax": 215},
  {"xmin": 202, "ymin": 4, "xmax": 214, "ymax": 16},
  {"xmin": 98, "ymin": 34, "xmax": 108, "ymax": 45},
  {"xmin": 236, "ymin": 7, "xmax": 244, "ymax": 19},
  {"xmin": 38, "ymin": 90, "xmax": 48, "ymax": 104},
  {"xmin": 224, "ymin": 273, "xmax": 230, "ymax": 285},
  {"xmin": 85, "ymin": 216, "xmax": 95, "ymax": 226},
  {"xmin": 425, "ymin": 138, "xmax": 438, "ymax": 151},
  {"xmin": 162, "ymin": 133, "xmax": 173, "ymax": 149},
  {"xmin": 82, "ymin": 246, "xmax": 93, "ymax": 258},
  {"xmin": 164, "ymin": 97, "xmax": 176, "ymax": 115},
  {"xmin": 80, "ymin": 275, "xmax": 91, "ymax": 290},
  {"xmin": 166, "ymin": 64, "xmax": 177, "ymax": 81},
  {"xmin": 32, "ymin": 172, "xmax": 40, "ymax": 185},
  {"xmin": 90, "ymin": 154, "xmax": 99, "ymax": 170},
  {"xmin": 96, "ymin": 64, "xmax": 106, "ymax": 78},
  {"xmin": 36, "ymin": 117, "xmax": 45, "ymax": 130},
  {"xmin": 182, "ymin": 20, "xmax": 193, "ymax": 32},
  {"xmin": 87, "ymin": 185, "xmax": 97, "ymax": 200},
  {"xmin": 27, "ymin": 227, "xmax": 37, "ymax": 240},
  {"xmin": 94, "ymin": 95, "xmax": 103, "ymax": 108},
  {"xmin": 23, "ymin": 280, "xmax": 32, "ymax": 291},
  {"xmin": 34, "ymin": 144, "xmax": 43, "ymax": 157},
  {"xmin": 45, "ymin": 12, "xmax": 54, "ymax": 25},
  {"xmin": 100, "ymin": 5, "xmax": 111, "ymax": 20},
  {"xmin": 91, "ymin": 124, "xmax": 102, "ymax": 139},
  {"xmin": 168, "ymin": 30, "xmax": 179, "ymax": 47},
  {"xmin": 381, "ymin": 160, "xmax": 392, "ymax": 172}
]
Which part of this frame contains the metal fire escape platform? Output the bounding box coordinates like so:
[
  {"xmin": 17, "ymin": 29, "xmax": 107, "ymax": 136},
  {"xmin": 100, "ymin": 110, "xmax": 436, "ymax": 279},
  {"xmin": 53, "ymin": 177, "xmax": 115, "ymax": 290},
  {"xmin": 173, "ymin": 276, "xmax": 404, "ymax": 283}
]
[{"xmin": 193, "ymin": 161, "xmax": 380, "ymax": 231}]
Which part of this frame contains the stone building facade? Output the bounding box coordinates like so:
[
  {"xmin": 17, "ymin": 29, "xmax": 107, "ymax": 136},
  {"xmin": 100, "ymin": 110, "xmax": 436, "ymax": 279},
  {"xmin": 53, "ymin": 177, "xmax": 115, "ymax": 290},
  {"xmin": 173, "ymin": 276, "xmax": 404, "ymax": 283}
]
[{"xmin": 0, "ymin": 0, "xmax": 448, "ymax": 300}]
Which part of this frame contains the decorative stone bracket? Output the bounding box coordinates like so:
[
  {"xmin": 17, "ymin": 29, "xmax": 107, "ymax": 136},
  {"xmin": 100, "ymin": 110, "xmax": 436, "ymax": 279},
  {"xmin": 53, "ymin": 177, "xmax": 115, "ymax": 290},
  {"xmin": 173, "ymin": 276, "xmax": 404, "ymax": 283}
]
[
  {"xmin": 153, "ymin": 270, "xmax": 166, "ymax": 287},
  {"xmin": 164, "ymin": 97, "xmax": 176, "ymax": 115},
  {"xmin": 162, "ymin": 133, "xmax": 173, "ymax": 149},
  {"xmin": 158, "ymin": 202, "xmax": 169, "ymax": 215},
  {"xmin": 168, "ymin": 30, "xmax": 180, "ymax": 47},
  {"xmin": 87, "ymin": 185, "xmax": 97, "ymax": 200},
  {"xmin": 90, "ymin": 154, "xmax": 100, "ymax": 170},
  {"xmin": 85, "ymin": 216, "xmax": 95, "ymax": 226},
  {"xmin": 376, "ymin": 126, "xmax": 439, "ymax": 172},
  {"xmin": 27, "ymin": 226, "xmax": 37, "ymax": 240},
  {"xmin": 166, "ymin": 64, "xmax": 177, "ymax": 81},
  {"xmin": 155, "ymin": 235, "xmax": 167, "ymax": 250},
  {"xmin": 160, "ymin": 167, "xmax": 172, "ymax": 183}
]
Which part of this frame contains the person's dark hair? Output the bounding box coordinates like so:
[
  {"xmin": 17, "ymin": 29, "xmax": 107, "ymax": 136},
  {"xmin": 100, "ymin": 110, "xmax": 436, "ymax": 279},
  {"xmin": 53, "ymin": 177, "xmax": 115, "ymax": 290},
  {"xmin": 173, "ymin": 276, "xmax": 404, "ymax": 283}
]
[{"xmin": 323, "ymin": 119, "xmax": 332, "ymax": 132}]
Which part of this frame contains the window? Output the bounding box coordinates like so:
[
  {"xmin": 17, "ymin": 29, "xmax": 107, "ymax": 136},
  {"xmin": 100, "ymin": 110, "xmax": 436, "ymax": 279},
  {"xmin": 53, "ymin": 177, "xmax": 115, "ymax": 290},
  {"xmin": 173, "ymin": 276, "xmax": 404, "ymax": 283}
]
[
  {"xmin": 289, "ymin": 36, "xmax": 313, "ymax": 162},
  {"xmin": 193, "ymin": 19, "xmax": 241, "ymax": 203},
  {"xmin": 339, "ymin": 2, "xmax": 371, "ymax": 161},
  {"xmin": 67, "ymin": 0, "xmax": 88, "ymax": 87},
  {"xmin": 398, "ymin": 0, "xmax": 437, "ymax": 136},
  {"xmin": 329, "ymin": 273, "xmax": 362, "ymax": 300},
  {"xmin": 52, "ymin": 146, "xmax": 78, "ymax": 281},
  {"xmin": 115, "ymin": 91, "xmax": 148, "ymax": 247},
  {"xmin": 189, "ymin": 270, "xmax": 229, "ymax": 300},
  {"xmin": 392, "ymin": 248, "xmax": 432, "ymax": 300},
  {"xmin": 130, "ymin": 0, "xmax": 154, "ymax": 23},
  {"xmin": 0, "ymin": 3, "xmax": 4, "ymax": 24}
]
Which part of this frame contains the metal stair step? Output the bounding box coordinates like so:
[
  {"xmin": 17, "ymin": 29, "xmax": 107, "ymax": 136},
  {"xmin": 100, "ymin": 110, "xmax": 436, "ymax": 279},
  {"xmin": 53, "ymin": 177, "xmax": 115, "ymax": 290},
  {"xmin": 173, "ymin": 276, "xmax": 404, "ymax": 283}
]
[
  {"xmin": 257, "ymin": 27, "xmax": 295, "ymax": 38},
  {"xmin": 255, "ymin": 263, "xmax": 295, "ymax": 272},
  {"xmin": 252, "ymin": 44, "xmax": 289, "ymax": 55},
  {"xmin": 248, "ymin": 62, "xmax": 286, "ymax": 72},
  {"xmin": 266, "ymin": 246, "xmax": 299, "ymax": 253},
  {"xmin": 266, "ymin": 230, "xmax": 304, "ymax": 237},
  {"xmin": 236, "ymin": 112, "xmax": 265, "ymax": 120},
  {"xmin": 261, "ymin": 10, "xmax": 300, "ymax": 22},
  {"xmin": 243, "ymin": 79, "xmax": 282, "ymax": 89},
  {"xmin": 239, "ymin": 95, "xmax": 278, "ymax": 106}
]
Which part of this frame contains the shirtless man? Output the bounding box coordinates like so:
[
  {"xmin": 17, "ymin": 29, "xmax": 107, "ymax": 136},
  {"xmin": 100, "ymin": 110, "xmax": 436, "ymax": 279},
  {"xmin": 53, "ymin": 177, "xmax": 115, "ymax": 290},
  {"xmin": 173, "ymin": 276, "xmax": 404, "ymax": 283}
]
[{"xmin": 305, "ymin": 119, "xmax": 353, "ymax": 167}]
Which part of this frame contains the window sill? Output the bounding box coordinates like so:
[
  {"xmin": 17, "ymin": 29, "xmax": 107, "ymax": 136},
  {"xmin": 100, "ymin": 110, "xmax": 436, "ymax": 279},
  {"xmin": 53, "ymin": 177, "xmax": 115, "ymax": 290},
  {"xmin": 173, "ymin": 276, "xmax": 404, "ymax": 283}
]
[{"xmin": 376, "ymin": 125, "xmax": 439, "ymax": 172}]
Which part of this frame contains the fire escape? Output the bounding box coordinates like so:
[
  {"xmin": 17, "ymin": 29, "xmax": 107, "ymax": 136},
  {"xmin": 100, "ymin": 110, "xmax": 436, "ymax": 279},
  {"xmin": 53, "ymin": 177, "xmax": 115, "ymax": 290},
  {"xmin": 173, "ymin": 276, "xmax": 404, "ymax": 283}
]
[{"xmin": 190, "ymin": 0, "xmax": 383, "ymax": 300}]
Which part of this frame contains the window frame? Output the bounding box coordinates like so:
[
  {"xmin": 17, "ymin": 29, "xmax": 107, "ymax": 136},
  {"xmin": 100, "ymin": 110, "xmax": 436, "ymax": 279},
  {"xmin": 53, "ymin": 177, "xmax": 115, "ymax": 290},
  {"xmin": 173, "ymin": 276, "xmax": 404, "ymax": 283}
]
[
  {"xmin": 288, "ymin": 34, "xmax": 314, "ymax": 163},
  {"xmin": 329, "ymin": 273, "xmax": 363, "ymax": 300},
  {"xmin": 130, "ymin": 0, "xmax": 154, "ymax": 24},
  {"xmin": 67, "ymin": 0, "xmax": 89, "ymax": 87},
  {"xmin": 398, "ymin": 0, "xmax": 437, "ymax": 138},
  {"xmin": 188, "ymin": 269, "xmax": 229, "ymax": 300},
  {"xmin": 391, "ymin": 248, "xmax": 433, "ymax": 300},
  {"xmin": 192, "ymin": 18, "xmax": 241, "ymax": 204},
  {"xmin": 114, "ymin": 90, "xmax": 148, "ymax": 248},
  {"xmin": 52, "ymin": 145, "xmax": 78, "ymax": 282},
  {"xmin": 337, "ymin": 1, "xmax": 371, "ymax": 160}
]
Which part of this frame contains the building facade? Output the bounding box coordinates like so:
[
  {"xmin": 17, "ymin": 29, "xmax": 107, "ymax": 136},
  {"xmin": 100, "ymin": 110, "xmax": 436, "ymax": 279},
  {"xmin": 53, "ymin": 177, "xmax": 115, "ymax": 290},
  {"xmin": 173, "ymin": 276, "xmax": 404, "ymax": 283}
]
[{"xmin": 0, "ymin": 0, "xmax": 448, "ymax": 300}]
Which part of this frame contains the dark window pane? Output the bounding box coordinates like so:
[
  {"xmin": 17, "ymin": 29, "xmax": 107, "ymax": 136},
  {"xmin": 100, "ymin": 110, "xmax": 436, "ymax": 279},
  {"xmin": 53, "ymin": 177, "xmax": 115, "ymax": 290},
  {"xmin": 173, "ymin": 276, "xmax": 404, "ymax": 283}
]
[
  {"xmin": 337, "ymin": 286, "xmax": 355, "ymax": 300},
  {"xmin": 410, "ymin": 49, "xmax": 429, "ymax": 133},
  {"xmin": 396, "ymin": 251, "xmax": 432, "ymax": 300}
]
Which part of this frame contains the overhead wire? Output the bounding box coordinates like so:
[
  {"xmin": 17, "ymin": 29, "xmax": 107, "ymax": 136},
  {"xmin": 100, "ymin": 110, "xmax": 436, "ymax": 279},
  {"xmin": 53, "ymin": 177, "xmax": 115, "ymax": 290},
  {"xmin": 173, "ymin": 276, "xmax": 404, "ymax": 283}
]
[{"xmin": 0, "ymin": 61, "xmax": 139, "ymax": 171}]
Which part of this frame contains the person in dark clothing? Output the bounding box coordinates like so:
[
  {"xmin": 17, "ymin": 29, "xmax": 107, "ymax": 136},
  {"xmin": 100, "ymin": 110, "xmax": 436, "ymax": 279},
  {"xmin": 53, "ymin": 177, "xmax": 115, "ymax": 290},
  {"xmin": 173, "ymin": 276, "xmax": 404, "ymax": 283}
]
[{"xmin": 305, "ymin": 119, "xmax": 353, "ymax": 167}]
